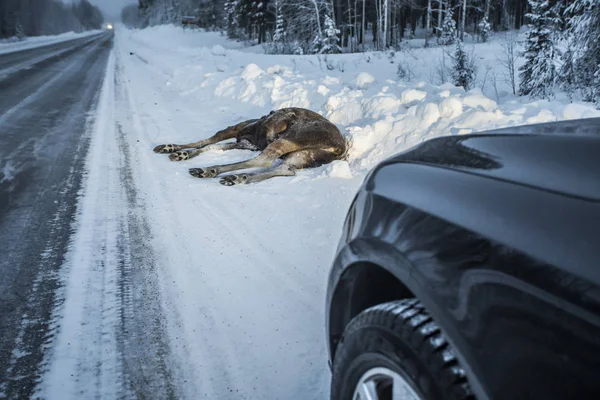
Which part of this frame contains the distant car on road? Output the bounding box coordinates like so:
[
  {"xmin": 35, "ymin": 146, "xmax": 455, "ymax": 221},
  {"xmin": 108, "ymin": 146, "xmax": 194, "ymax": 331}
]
[{"xmin": 326, "ymin": 119, "xmax": 600, "ymax": 400}]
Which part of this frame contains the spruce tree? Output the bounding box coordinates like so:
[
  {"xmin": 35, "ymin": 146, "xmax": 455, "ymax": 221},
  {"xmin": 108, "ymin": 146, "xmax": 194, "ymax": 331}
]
[
  {"xmin": 559, "ymin": 46, "xmax": 577, "ymax": 100},
  {"xmin": 438, "ymin": 8, "xmax": 457, "ymax": 46},
  {"xmin": 478, "ymin": 16, "xmax": 491, "ymax": 43},
  {"xmin": 452, "ymin": 40, "xmax": 475, "ymax": 90},
  {"xmin": 311, "ymin": 15, "xmax": 341, "ymax": 54},
  {"xmin": 224, "ymin": 0, "xmax": 239, "ymax": 38},
  {"xmin": 269, "ymin": 0, "xmax": 286, "ymax": 53},
  {"xmin": 561, "ymin": 0, "xmax": 600, "ymax": 104},
  {"xmin": 518, "ymin": 0, "xmax": 560, "ymax": 99}
]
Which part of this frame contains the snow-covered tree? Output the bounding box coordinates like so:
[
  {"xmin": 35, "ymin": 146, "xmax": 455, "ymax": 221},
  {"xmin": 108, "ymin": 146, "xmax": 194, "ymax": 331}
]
[
  {"xmin": 478, "ymin": 17, "xmax": 491, "ymax": 42},
  {"xmin": 252, "ymin": 0, "xmax": 268, "ymax": 44},
  {"xmin": 518, "ymin": 0, "xmax": 560, "ymax": 99},
  {"xmin": 265, "ymin": 0, "xmax": 290, "ymax": 53},
  {"xmin": 0, "ymin": 0, "xmax": 104, "ymax": 38},
  {"xmin": 224, "ymin": 0, "xmax": 240, "ymax": 38},
  {"xmin": 560, "ymin": 0, "xmax": 600, "ymax": 104},
  {"xmin": 438, "ymin": 7, "xmax": 457, "ymax": 45},
  {"xmin": 452, "ymin": 40, "xmax": 476, "ymax": 90},
  {"xmin": 558, "ymin": 45, "xmax": 578, "ymax": 100},
  {"xmin": 273, "ymin": 3, "xmax": 285, "ymax": 43},
  {"xmin": 272, "ymin": 1, "xmax": 285, "ymax": 46},
  {"xmin": 311, "ymin": 14, "xmax": 341, "ymax": 54},
  {"xmin": 436, "ymin": 0, "xmax": 444, "ymax": 37}
]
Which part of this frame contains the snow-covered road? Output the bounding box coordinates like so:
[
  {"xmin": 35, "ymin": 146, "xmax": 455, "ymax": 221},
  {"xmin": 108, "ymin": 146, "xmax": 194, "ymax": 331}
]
[{"xmin": 3, "ymin": 23, "xmax": 600, "ymax": 400}]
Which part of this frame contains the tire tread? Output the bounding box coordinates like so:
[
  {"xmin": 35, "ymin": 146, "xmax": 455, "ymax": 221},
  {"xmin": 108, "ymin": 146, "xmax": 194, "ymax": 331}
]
[{"xmin": 332, "ymin": 299, "xmax": 475, "ymax": 400}]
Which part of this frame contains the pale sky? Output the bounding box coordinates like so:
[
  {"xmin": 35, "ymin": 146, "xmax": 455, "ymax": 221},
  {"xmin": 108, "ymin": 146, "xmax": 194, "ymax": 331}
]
[{"xmin": 89, "ymin": 0, "xmax": 137, "ymax": 20}]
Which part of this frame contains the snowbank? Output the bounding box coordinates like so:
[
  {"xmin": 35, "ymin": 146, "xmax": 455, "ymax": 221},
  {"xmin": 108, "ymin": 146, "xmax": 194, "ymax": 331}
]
[{"xmin": 201, "ymin": 59, "xmax": 600, "ymax": 174}]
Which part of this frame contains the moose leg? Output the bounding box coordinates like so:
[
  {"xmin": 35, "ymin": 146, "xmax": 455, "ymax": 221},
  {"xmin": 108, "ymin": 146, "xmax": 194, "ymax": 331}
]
[
  {"xmin": 218, "ymin": 149, "xmax": 335, "ymax": 186},
  {"xmin": 189, "ymin": 139, "xmax": 300, "ymax": 178},
  {"xmin": 153, "ymin": 118, "xmax": 260, "ymax": 153},
  {"xmin": 168, "ymin": 140, "xmax": 258, "ymax": 161},
  {"xmin": 218, "ymin": 164, "xmax": 295, "ymax": 186}
]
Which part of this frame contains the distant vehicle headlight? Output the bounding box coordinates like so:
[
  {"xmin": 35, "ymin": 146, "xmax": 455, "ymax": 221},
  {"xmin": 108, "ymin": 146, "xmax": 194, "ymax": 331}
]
[{"xmin": 106, "ymin": 24, "xmax": 113, "ymax": 30}]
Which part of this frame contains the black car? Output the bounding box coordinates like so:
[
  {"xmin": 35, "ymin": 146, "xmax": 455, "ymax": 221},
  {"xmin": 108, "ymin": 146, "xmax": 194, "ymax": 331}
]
[{"xmin": 326, "ymin": 119, "xmax": 600, "ymax": 400}]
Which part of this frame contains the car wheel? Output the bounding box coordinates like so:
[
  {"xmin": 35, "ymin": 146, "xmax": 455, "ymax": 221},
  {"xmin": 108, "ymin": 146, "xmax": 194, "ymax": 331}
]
[{"xmin": 331, "ymin": 299, "xmax": 474, "ymax": 400}]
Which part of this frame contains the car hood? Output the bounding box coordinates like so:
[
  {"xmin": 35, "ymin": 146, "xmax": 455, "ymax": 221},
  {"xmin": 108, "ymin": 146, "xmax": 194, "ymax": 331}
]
[{"xmin": 378, "ymin": 129, "xmax": 600, "ymax": 201}]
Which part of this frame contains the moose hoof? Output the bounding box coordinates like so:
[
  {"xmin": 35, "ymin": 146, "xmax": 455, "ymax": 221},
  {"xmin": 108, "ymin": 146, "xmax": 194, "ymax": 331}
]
[
  {"xmin": 219, "ymin": 174, "xmax": 248, "ymax": 186},
  {"xmin": 189, "ymin": 167, "xmax": 218, "ymax": 178},
  {"xmin": 169, "ymin": 151, "xmax": 189, "ymax": 161},
  {"xmin": 153, "ymin": 144, "xmax": 176, "ymax": 153}
]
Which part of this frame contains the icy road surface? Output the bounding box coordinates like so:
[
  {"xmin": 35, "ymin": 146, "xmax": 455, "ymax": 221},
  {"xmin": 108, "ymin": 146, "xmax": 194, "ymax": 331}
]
[{"xmin": 0, "ymin": 32, "xmax": 113, "ymax": 398}]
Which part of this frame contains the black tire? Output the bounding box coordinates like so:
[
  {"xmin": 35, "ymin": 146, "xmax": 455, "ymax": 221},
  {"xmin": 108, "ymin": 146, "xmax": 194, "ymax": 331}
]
[{"xmin": 331, "ymin": 299, "xmax": 475, "ymax": 400}]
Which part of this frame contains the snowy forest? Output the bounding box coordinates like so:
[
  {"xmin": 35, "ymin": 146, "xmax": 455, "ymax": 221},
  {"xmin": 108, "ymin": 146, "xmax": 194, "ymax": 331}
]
[
  {"xmin": 121, "ymin": 0, "xmax": 600, "ymax": 105},
  {"xmin": 124, "ymin": 0, "xmax": 544, "ymax": 48},
  {"xmin": 0, "ymin": 0, "xmax": 104, "ymax": 39}
]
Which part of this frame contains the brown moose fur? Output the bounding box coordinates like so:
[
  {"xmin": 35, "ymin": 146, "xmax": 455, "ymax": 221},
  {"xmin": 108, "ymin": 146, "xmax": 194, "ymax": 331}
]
[{"xmin": 153, "ymin": 107, "xmax": 347, "ymax": 186}]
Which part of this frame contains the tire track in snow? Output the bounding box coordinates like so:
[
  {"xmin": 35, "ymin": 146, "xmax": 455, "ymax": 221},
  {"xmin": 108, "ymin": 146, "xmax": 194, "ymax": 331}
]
[
  {"xmin": 38, "ymin": 38, "xmax": 176, "ymax": 400},
  {"xmin": 112, "ymin": 43, "xmax": 222, "ymax": 399},
  {"xmin": 113, "ymin": 51, "xmax": 177, "ymax": 399},
  {"xmin": 113, "ymin": 34, "xmax": 249, "ymax": 398}
]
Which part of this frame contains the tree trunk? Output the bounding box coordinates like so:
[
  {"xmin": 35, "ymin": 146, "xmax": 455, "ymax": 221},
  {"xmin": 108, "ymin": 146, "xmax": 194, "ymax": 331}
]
[
  {"xmin": 362, "ymin": 0, "xmax": 365, "ymax": 50},
  {"xmin": 311, "ymin": 0, "xmax": 322, "ymax": 36},
  {"xmin": 426, "ymin": 0, "xmax": 432, "ymax": 31},
  {"xmin": 437, "ymin": 0, "xmax": 443, "ymax": 37},
  {"xmin": 461, "ymin": 0, "xmax": 467, "ymax": 41},
  {"xmin": 330, "ymin": 0, "xmax": 337, "ymax": 27},
  {"xmin": 375, "ymin": 0, "xmax": 380, "ymax": 49},
  {"xmin": 372, "ymin": 9, "xmax": 378, "ymax": 46},
  {"xmin": 383, "ymin": 0, "xmax": 388, "ymax": 47},
  {"xmin": 353, "ymin": 0, "xmax": 359, "ymax": 51}
]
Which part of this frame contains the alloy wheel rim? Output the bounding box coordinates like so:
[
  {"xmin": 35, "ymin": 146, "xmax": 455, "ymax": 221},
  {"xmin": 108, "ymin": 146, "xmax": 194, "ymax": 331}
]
[{"xmin": 352, "ymin": 367, "xmax": 423, "ymax": 400}]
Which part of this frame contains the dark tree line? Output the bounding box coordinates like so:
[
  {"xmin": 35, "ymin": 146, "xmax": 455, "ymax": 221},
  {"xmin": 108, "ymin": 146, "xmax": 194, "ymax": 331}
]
[
  {"xmin": 0, "ymin": 0, "xmax": 104, "ymax": 39},
  {"xmin": 127, "ymin": 0, "xmax": 541, "ymax": 52}
]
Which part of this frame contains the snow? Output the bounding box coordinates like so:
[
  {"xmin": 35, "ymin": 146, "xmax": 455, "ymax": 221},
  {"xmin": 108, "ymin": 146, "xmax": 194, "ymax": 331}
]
[
  {"xmin": 40, "ymin": 23, "xmax": 600, "ymax": 399},
  {"xmin": 122, "ymin": 24, "xmax": 247, "ymax": 54},
  {"xmin": 354, "ymin": 72, "xmax": 376, "ymax": 89},
  {"xmin": 211, "ymin": 44, "xmax": 227, "ymax": 56},
  {"xmin": 0, "ymin": 30, "xmax": 103, "ymax": 55},
  {"xmin": 38, "ymin": 48, "xmax": 122, "ymax": 399}
]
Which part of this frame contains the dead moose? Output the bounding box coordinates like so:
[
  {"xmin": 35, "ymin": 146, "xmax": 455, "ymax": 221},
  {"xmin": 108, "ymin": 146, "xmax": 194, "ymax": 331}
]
[{"xmin": 153, "ymin": 107, "xmax": 347, "ymax": 186}]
